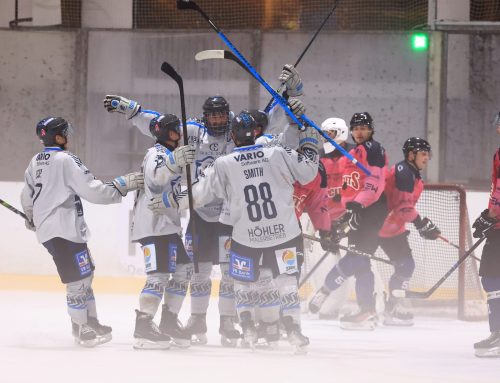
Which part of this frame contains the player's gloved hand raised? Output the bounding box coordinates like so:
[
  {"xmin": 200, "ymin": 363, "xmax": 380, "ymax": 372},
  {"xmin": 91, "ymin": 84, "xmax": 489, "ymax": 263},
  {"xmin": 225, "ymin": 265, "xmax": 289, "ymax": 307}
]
[
  {"xmin": 298, "ymin": 125, "xmax": 320, "ymax": 162},
  {"xmin": 288, "ymin": 97, "xmax": 306, "ymax": 120},
  {"xmin": 165, "ymin": 145, "xmax": 196, "ymax": 173},
  {"xmin": 112, "ymin": 172, "xmax": 144, "ymax": 196},
  {"xmin": 103, "ymin": 95, "xmax": 141, "ymax": 120},
  {"xmin": 148, "ymin": 190, "xmax": 189, "ymax": 214},
  {"xmin": 472, "ymin": 209, "xmax": 497, "ymax": 238},
  {"xmin": 413, "ymin": 216, "xmax": 440, "ymax": 240},
  {"xmin": 343, "ymin": 201, "xmax": 364, "ymax": 231},
  {"xmin": 279, "ymin": 64, "xmax": 303, "ymax": 97},
  {"xmin": 319, "ymin": 230, "xmax": 340, "ymax": 253}
]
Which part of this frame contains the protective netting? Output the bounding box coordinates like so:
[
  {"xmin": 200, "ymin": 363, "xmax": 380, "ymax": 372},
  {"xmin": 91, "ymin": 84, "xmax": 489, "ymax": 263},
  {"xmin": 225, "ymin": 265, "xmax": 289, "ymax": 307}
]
[
  {"xmin": 471, "ymin": 0, "xmax": 500, "ymax": 21},
  {"xmin": 301, "ymin": 184, "xmax": 487, "ymax": 321}
]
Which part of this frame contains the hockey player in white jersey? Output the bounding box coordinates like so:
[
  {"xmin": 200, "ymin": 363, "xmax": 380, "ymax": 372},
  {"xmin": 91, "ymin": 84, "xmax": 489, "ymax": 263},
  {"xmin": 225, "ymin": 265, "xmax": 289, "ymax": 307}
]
[
  {"xmin": 21, "ymin": 117, "xmax": 144, "ymax": 347},
  {"xmin": 130, "ymin": 113, "xmax": 195, "ymax": 349},
  {"xmin": 104, "ymin": 94, "xmax": 241, "ymax": 346},
  {"xmin": 153, "ymin": 110, "xmax": 320, "ymax": 351}
]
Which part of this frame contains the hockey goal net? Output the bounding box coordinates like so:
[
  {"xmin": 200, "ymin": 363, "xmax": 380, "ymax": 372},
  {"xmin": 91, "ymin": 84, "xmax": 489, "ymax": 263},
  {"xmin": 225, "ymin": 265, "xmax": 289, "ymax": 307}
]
[{"xmin": 300, "ymin": 184, "xmax": 487, "ymax": 321}]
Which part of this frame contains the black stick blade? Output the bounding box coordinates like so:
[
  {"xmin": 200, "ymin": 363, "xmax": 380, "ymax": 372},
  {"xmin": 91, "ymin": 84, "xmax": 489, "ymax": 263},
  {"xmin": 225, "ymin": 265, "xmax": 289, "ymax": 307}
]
[
  {"xmin": 177, "ymin": 0, "xmax": 197, "ymax": 11},
  {"xmin": 160, "ymin": 61, "xmax": 181, "ymax": 84}
]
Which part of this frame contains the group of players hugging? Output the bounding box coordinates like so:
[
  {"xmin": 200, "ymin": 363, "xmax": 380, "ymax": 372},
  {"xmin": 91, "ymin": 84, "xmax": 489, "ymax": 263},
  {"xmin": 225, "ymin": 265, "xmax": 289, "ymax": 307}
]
[{"xmin": 21, "ymin": 63, "xmax": 500, "ymax": 357}]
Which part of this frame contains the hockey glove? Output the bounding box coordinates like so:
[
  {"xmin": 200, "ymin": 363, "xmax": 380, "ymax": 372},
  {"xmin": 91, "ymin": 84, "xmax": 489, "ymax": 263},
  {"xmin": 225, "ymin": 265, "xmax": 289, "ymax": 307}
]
[
  {"xmin": 279, "ymin": 64, "xmax": 303, "ymax": 97},
  {"xmin": 298, "ymin": 125, "xmax": 320, "ymax": 162},
  {"xmin": 319, "ymin": 230, "xmax": 340, "ymax": 253},
  {"xmin": 472, "ymin": 209, "xmax": 497, "ymax": 239},
  {"xmin": 165, "ymin": 145, "xmax": 196, "ymax": 174},
  {"xmin": 103, "ymin": 95, "xmax": 141, "ymax": 120},
  {"xmin": 413, "ymin": 216, "xmax": 440, "ymax": 240},
  {"xmin": 112, "ymin": 172, "xmax": 144, "ymax": 197},
  {"xmin": 344, "ymin": 201, "xmax": 364, "ymax": 231},
  {"xmin": 288, "ymin": 97, "xmax": 306, "ymax": 121},
  {"xmin": 148, "ymin": 190, "xmax": 189, "ymax": 213}
]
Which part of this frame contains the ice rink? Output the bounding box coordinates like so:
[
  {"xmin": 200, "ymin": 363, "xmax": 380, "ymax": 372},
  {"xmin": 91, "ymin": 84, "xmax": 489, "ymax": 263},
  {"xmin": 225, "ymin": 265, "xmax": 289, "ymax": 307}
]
[{"xmin": 0, "ymin": 290, "xmax": 498, "ymax": 383}]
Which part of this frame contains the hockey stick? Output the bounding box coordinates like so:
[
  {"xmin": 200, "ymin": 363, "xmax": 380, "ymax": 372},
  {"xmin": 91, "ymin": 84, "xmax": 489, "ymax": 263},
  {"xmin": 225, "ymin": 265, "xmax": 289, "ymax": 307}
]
[
  {"xmin": 393, "ymin": 234, "xmax": 489, "ymax": 299},
  {"xmin": 264, "ymin": 0, "xmax": 341, "ymax": 113},
  {"xmin": 299, "ymin": 250, "xmax": 331, "ymax": 289},
  {"xmin": 195, "ymin": 50, "xmax": 252, "ymax": 76},
  {"xmin": 302, "ymin": 233, "xmax": 392, "ymax": 265},
  {"xmin": 160, "ymin": 61, "xmax": 199, "ymax": 274},
  {"xmin": 0, "ymin": 198, "xmax": 30, "ymax": 221},
  {"xmin": 438, "ymin": 235, "xmax": 481, "ymax": 262},
  {"xmin": 176, "ymin": 0, "xmax": 371, "ymax": 177}
]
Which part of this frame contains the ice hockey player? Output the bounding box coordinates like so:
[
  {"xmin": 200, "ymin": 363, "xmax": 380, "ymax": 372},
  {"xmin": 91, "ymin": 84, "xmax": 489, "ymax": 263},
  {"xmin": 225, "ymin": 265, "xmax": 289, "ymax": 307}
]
[
  {"xmin": 104, "ymin": 94, "xmax": 241, "ymax": 347},
  {"xmin": 21, "ymin": 117, "xmax": 144, "ymax": 347},
  {"xmin": 379, "ymin": 137, "xmax": 439, "ymax": 326},
  {"xmin": 473, "ymin": 112, "xmax": 500, "ymax": 358},
  {"xmin": 152, "ymin": 109, "xmax": 320, "ymax": 352},
  {"xmin": 309, "ymin": 112, "xmax": 388, "ymax": 330}
]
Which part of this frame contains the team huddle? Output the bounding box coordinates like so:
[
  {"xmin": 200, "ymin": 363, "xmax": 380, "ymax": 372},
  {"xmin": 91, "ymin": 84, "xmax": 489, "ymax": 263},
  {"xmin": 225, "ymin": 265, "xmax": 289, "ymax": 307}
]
[{"xmin": 20, "ymin": 64, "xmax": 500, "ymax": 357}]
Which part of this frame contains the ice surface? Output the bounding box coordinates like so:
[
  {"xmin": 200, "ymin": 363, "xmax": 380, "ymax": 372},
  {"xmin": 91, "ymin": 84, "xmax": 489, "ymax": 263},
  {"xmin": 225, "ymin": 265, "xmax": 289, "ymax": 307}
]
[{"xmin": 0, "ymin": 291, "xmax": 498, "ymax": 383}]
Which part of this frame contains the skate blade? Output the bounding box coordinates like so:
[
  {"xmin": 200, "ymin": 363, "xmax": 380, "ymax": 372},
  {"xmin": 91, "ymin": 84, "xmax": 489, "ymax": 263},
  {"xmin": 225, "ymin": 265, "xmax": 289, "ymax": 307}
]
[
  {"xmin": 95, "ymin": 333, "xmax": 113, "ymax": 345},
  {"xmin": 383, "ymin": 318, "xmax": 414, "ymax": 327},
  {"xmin": 293, "ymin": 345, "xmax": 308, "ymax": 355},
  {"xmin": 133, "ymin": 338, "xmax": 171, "ymax": 350},
  {"xmin": 340, "ymin": 322, "xmax": 376, "ymax": 331},
  {"xmin": 255, "ymin": 340, "xmax": 279, "ymax": 350},
  {"xmin": 190, "ymin": 333, "xmax": 208, "ymax": 346},
  {"xmin": 474, "ymin": 347, "xmax": 500, "ymax": 358},
  {"xmin": 221, "ymin": 336, "xmax": 239, "ymax": 348},
  {"xmin": 74, "ymin": 337, "xmax": 98, "ymax": 348}
]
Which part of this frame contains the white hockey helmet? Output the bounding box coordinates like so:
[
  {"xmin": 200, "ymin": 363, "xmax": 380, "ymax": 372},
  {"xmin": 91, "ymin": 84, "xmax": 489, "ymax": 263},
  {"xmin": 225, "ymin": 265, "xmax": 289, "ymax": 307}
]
[{"xmin": 321, "ymin": 117, "xmax": 348, "ymax": 153}]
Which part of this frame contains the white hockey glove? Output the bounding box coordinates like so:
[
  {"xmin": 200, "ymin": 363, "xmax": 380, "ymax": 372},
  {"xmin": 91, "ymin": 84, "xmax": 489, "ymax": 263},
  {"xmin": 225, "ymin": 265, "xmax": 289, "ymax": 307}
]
[
  {"xmin": 148, "ymin": 190, "xmax": 189, "ymax": 213},
  {"xmin": 286, "ymin": 97, "xmax": 306, "ymax": 125},
  {"xmin": 279, "ymin": 64, "xmax": 303, "ymax": 97},
  {"xmin": 165, "ymin": 145, "xmax": 196, "ymax": 173},
  {"xmin": 298, "ymin": 125, "xmax": 320, "ymax": 161},
  {"xmin": 103, "ymin": 95, "xmax": 141, "ymax": 120},
  {"xmin": 112, "ymin": 172, "xmax": 144, "ymax": 197}
]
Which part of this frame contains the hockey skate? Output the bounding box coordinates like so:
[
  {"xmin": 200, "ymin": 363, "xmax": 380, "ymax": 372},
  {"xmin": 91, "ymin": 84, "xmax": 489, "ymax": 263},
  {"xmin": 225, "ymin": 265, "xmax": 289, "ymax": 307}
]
[
  {"xmin": 159, "ymin": 305, "xmax": 191, "ymax": 348},
  {"xmin": 87, "ymin": 316, "xmax": 112, "ymax": 345},
  {"xmin": 71, "ymin": 322, "xmax": 98, "ymax": 348},
  {"xmin": 282, "ymin": 316, "xmax": 309, "ymax": 354},
  {"xmin": 185, "ymin": 313, "xmax": 208, "ymax": 345},
  {"xmin": 256, "ymin": 321, "xmax": 280, "ymax": 350},
  {"xmin": 133, "ymin": 310, "xmax": 171, "ymax": 350},
  {"xmin": 383, "ymin": 298, "xmax": 414, "ymax": 327},
  {"xmin": 239, "ymin": 311, "xmax": 258, "ymax": 350},
  {"xmin": 219, "ymin": 315, "xmax": 241, "ymax": 348},
  {"xmin": 474, "ymin": 331, "xmax": 500, "ymax": 358},
  {"xmin": 308, "ymin": 287, "xmax": 331, "ymax": 314},
  {"xmin": 340, "ymin": 308, "xmax": 377, "ymax": 331}
]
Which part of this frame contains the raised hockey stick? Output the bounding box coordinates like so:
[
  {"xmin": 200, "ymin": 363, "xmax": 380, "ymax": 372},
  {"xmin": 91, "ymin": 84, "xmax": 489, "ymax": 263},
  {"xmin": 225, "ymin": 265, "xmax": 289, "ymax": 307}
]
[
  {"xmin": 195, "ymin": 50, "xmax": 252, "ymax": 76},
  {"xmin": 160, "ymin": 61, "xmax": 199, "ymax": 273},
  {"xmin": 0, "ymin": 198, "xmax": 30, "ymax": 221},
  {"xmin": 438, "ymin": 235, "xmax": 481, "ymax": 262},
  {"xmin": 299, "ymin": 250, "xmax": 331, "ymax": 289},
  {"xmin": 176, "ymin": 0, "xmax": 371, "ymax": 176},
  {"xmin": 264, "ymin": 0, "xmax": 341, "ymax": 113},
  {"xmin": 302, "ymin": 233, "xmax": 392, "ymax": 265},
  {"xmin": 392, "ymin": 234, "xmax": 489, "ymax": 299}
]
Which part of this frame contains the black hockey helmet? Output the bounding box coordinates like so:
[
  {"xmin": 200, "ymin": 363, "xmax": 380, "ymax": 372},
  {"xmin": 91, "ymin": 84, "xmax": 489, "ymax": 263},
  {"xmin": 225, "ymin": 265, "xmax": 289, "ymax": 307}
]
[
  {"xmin": 149, "ymin": 114, "xmax": 181, "ymax": 143},
  {"xmin": 350, "ymin": 112, "xmax": 374, "ymax": 130},
  {"xmin": 36, "ymin": 117, "xmax": 72, "ymax": 146},
  {"xmin": 231, "ymin": 111, "xmax": 256, "ymax": 146},
  {"xmin": 203, "ymin": 95, "xmax": 230, "ymax": 136},
  {"xmin": 247, "ymin": 109, "xmax": 268, "ymax": 132},
  {"xmin": 402, "ymin": 137, "xmax": 431, "ymax": 157}
]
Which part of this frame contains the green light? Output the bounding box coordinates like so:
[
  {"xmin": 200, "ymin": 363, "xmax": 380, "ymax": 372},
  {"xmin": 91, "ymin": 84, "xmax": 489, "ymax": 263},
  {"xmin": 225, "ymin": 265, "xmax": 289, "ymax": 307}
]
[{"xmin": 411, "ymin": 33, "xmax": 428, "ymax": 51}]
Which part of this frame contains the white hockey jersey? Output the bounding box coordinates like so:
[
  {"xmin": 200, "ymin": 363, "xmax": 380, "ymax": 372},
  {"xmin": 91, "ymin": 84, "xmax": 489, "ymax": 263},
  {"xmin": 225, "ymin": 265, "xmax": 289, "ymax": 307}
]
[
  {"xmin": 192, "ymin": 144, "xmax": 318, "ymax": 248},
  {"xmin": 132, "ymin": 111, "xmax": 235, "ymax": 222},
  {"xmin": 21, "ymin": 147, "xmax": 122, "ymax": 244},
  {"xmin": 131, "ymin": 143, "xmax": 183, "ymax": 241}
]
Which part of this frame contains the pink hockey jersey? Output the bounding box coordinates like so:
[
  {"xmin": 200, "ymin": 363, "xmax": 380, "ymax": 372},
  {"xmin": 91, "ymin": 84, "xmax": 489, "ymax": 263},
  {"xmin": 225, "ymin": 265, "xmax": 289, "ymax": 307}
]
[{"xmin": 489, "ymin": 148, "xmax": 500, "ymax": 229}]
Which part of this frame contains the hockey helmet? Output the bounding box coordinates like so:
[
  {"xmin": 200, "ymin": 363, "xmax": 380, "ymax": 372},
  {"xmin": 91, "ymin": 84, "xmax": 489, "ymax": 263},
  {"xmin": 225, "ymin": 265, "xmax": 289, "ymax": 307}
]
[
  {"xmin": 247, "ymin": 109, "xmax": 268, "ymax": 132},
  {"xmin": 203, "ymin": 95, "xmax": 230, "ymax": 136},
  {"xmin": 36, "ymin": 117, "xmax": 73, "ymax": 146},
  {"xmin": 321, "ymin": 117, "xmax": 348, "ymax": 154},
  {"xmin": 231, "ymin": 111, "xmax": 256, "ymax": 146},
  {"xmin": 494, "ymin": 112, "xmax": 500, "ymax": 129},
  {"xmin": 149, "ymin": 114, "xmax": 181, "ymax": 143},
  {"xmin": 402, "ymin": 137, "xmax": 431, "ymax": 158},
  {"xmin": 350, "ymin": 112, "xmax": 374, "ymax": 130}
]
